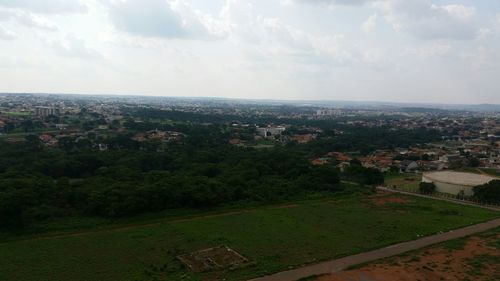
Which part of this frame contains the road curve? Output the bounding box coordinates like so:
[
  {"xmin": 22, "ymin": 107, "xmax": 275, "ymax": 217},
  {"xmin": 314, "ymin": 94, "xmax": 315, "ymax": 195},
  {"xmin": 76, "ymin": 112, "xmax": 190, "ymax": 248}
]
[{"xmin": 248, "ymin": 218, "xmax": 500, "ymax": 281}]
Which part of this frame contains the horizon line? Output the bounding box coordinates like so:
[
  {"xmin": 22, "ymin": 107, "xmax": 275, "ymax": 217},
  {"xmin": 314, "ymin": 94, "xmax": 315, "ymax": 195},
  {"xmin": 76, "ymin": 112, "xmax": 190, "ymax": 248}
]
[{"xmin": 1, "ymin": 92, "xmax": 499, "ymax": 108}]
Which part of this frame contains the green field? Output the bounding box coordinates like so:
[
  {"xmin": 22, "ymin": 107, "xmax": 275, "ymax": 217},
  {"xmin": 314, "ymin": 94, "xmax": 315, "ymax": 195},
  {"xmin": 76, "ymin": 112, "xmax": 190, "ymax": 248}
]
[
  {"xmin": 385, "ymin": 173, "xmax": 421, "ymax": 192},
  {"xmin": 461, "ymin": 168, "xmax": 500, "ymax": 178},
  {"xmin": 0, "ymin": 111, "xmax": 31, "ymax": 116},
  {"xmin": 0, "ymin": 193, "xmax": 498, "ymax": 281}
]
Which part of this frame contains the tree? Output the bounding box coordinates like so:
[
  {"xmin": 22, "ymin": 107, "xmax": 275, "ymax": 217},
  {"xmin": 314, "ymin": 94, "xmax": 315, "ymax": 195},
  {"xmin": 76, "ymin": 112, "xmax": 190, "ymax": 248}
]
[
  {"xmin": 350, "ymin": 158, "xmax": 362, "ymax": 166},
  {"xmin": 468, "ymin": 157, "xmax": 480, "ymax": 167},
  {"xmin": 419, "ymin": 182, "xmax": 436, "ymax": 194},
  {"xmin": 473, "ymin": 180, "xmax": 500, "ymax": 204}
]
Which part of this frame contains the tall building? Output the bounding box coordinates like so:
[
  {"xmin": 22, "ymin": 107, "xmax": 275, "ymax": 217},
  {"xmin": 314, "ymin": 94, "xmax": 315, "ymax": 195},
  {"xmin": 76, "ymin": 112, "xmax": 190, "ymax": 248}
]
[{"xmin": 35, "ymin": 106, "xmax": 60, "ymax": 117}]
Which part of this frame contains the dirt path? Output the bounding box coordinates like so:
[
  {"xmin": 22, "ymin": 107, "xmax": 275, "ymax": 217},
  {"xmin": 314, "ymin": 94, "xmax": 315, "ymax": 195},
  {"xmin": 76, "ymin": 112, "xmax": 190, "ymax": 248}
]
[
  {"xmin": 376, "ymin": 186, "xmax": 500, "ymax": 211},
  {"xmin": 318, "ymin": 231, "xmax": 500, "ymax": 281},
  {"xmin": 248, "ymin": 218, "xmax": 500, "ymax": 281}
]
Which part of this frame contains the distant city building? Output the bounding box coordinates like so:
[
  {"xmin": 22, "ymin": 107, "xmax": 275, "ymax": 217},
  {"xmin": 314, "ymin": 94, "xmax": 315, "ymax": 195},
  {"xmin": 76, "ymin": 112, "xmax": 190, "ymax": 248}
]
[
  {"xmin": 256, "ymin": 126, "xmax": 286, "ymax": 139},
  {"xmin": 35, "ymin": 106, "xmax": 60, "ymax": 117},
  {"xmin": 316, "ymin": 109, "xmax": 343, "ymax": 117},
  {"xmin": 55, "ymin": 124, "xmax": 68, "ymax": 130}
]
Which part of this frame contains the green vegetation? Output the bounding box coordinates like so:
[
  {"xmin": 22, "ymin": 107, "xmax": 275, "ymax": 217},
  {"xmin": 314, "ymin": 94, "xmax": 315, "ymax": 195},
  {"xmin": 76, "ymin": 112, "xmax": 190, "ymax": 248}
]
[
  {"xmin": 0, "ymin": 106, "xmax": 486, "ymax": 280},
  {"xmin": 0, "ymin": 193, "xmax": 497, "ymax": 281},
  {"xmin": 460, "ymin": 168, "xmax": 500, "ymax": 178},
  {"xmin": 473, "ymin": 180, "xmax": 500, "ymax": 204},
  {"xmin": 419, "ymin": 182, "xmax": 436, "ymax": 194},
  {"xmin": 466, "ymin": 254, "xmax": 500, "ymax": 277},
  {"xmin": 384, "ymin": 173, "xmax": 421, "ymax": 192},
  {"xmin": 480, "ymin": 169, "xmax": 500, "ymax": 177},
  {"xmin": 441, "ymin": 237, "xmax": 467, "ymax": 251},
  {"xmin": 0, "ymin": 137, "xmax": 348, "ymax": 229},
  {"xmin": 0, "ymin": 111, "xmax": 31, "ymax": 117},
  {"xmin": 1, "ymin": 115, "xmax": 394, "ymax": 230}
]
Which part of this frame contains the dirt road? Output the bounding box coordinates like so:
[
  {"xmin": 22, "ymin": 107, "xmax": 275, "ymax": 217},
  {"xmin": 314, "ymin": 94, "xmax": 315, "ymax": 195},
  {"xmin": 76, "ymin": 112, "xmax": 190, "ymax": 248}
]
[{"xmin": 248, "ymin": 218, "xmax": 500, "ymax": 281}]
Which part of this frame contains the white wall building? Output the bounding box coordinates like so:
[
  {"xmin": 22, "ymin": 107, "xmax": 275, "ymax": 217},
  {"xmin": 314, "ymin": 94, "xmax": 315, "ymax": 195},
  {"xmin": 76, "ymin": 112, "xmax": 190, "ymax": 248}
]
[
  {"xmin": 256, "ymin": 126, "xmax": 286, "ymax": 139},
  {"xmin": 422, "ymin": 171, "xmax": 496, "ymax": 196}
]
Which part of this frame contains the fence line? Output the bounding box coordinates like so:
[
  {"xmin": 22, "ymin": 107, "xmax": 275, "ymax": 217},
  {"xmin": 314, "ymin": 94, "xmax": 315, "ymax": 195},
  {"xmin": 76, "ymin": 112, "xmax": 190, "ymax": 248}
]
[{"xmin": 380, "ymin": 186, "xmax": 500, "ymax": 209}]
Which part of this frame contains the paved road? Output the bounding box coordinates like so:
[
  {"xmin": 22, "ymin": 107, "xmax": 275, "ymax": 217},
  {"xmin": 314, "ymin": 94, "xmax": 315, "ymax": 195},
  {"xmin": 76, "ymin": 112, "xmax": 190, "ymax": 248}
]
[
  {"xmin": 377, "ymin": 186, "xmax": 500, "ymax": 211},
  {"xmin": 248, "ymin": 218, "xmax": 500, "ymax": 281}
]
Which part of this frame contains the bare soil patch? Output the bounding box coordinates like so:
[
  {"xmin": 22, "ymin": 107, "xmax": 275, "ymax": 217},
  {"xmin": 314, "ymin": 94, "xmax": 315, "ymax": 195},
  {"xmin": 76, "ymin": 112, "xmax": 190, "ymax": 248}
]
[
  {"xmin": 177, "ymin": 246, "xmax": 249, "ymax": 273},
  {"xmin": 368, "ymin": 192, "xmax": 411, "ymax": 207},
  {"xmin": 316, "ymin": 231, "xmax": 500, "ymax": 281}
]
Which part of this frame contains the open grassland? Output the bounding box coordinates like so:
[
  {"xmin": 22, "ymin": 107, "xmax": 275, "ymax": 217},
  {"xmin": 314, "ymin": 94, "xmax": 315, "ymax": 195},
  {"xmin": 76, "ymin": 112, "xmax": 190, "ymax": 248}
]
[
  {"xmin": 461, "ymin": 168, "xmax": 500, "ymax": 178},
  {"xmin": 385, "ymin": 173, "xmax": 421, "ymax": 192},
  {"xmin": 0, "ymin": 111, "xmax": 31, "ymax": 117},
  {"xmin": 0, "ymin": 193, "xmax": 498, "ymax": 281}
]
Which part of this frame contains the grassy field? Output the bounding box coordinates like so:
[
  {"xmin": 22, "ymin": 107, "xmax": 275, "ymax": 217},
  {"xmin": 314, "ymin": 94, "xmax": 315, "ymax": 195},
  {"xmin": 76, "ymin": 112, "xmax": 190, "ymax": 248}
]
[
  {"xmin": 385, "ymin": 173, "xmax": 421, "ymax": 192},
  {"xmin": 0, "ymin": 193, "xmax": 498, "ymax": 281},
  {"xmin": 0, "ymin": 111, "xmax": 31, "ymax": 117},
  {"xmin": 0, "ymin": 130, "xmax": 59, "ymax": 140},
  {"xmin": 461, "ymin": 168, "xmax": 500, "ymax": 178}
]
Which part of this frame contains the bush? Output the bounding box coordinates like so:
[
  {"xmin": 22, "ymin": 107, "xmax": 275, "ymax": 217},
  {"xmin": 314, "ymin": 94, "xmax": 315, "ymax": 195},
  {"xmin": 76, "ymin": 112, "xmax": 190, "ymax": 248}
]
[{"xmin": 419, "ymin": 182, "xmax": 436, "ymax": 194}]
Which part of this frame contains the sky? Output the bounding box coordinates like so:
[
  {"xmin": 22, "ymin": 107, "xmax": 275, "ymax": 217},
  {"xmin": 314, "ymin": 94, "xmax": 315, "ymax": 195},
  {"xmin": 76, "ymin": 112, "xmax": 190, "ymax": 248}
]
[{"xmin": 0, "ymin": 0, "xmax": 500, "ymax": 104}]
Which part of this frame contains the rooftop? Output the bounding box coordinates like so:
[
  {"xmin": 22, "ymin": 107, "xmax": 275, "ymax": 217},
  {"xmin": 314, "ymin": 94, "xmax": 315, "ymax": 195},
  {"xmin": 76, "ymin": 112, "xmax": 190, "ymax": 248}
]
[{"xmin": 423, "ymin": 171, "xmax": 497, "ymax": 187}]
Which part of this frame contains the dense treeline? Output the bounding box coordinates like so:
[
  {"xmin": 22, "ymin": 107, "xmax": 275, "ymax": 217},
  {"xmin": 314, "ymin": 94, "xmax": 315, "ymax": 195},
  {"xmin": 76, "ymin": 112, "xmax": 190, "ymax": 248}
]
[
  {"xmin": 125, "ymin": 108, "xmax": 442, "ymax": 155},
  {"xmin": 0, "ymin": 138, "xmax": 356, "ymax": 228},
  {"xmin": 1, "ymin": 109, "xmax": 445, "ymax": 229},
  {"xmin": 303, "ymin": 126, "xmax": 442, "ymax": 156}
]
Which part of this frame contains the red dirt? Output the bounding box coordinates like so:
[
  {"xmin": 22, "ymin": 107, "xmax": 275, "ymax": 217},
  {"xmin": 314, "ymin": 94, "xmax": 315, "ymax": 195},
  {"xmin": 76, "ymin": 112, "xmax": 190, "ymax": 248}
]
[
  {"xmin": 317, "ymin": 231, "xmax": 500, "ymax": 281},
  {"xmin": 368, "ymin": 192, "xmax": 411, "ymax": 207}
]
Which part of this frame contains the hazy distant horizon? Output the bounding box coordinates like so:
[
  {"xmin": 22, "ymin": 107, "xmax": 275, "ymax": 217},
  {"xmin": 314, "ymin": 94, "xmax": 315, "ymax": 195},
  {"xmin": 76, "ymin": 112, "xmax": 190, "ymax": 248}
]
[
  {"xmin": 1, "ymin": 1, "xmax": 500, "ymax": 104},
  {"xmin": 3, "ymin": 92, "xmax": 500, "ymax": 110}
]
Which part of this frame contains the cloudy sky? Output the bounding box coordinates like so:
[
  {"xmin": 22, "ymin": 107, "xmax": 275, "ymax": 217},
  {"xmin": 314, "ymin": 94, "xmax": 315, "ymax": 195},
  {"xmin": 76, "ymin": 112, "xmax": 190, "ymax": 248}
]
[{"xmin": 0, "ymin": 0, "xmax": 499, "ymax": 104}]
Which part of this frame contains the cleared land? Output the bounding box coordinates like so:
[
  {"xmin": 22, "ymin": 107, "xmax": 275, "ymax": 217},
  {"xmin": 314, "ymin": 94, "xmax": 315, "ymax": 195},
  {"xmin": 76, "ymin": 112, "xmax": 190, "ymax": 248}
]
[
  {"xmin": 0, "ymin": 192, "xmax": 498, "ymax": 281},
  {"xmin": 0, "ymin": 111, "xmax": 31, "ymax": 117},
  {"xmin": 316, "ymin": 227, "xmax": 500, "ymax": 281},
  {"xmin": 385, "ymin": 173, "xmax": 421, "ymax": 192}
]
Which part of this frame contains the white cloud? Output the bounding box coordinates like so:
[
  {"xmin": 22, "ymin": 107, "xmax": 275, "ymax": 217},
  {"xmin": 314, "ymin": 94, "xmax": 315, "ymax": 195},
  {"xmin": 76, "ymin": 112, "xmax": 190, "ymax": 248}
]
[
  {"xmin": 14, "ymin": 11, "xmax": 57, "ymax": 31},
  {"xmin": 296, "ymin": 0, "xmax": 376, "ymax": 6},
  {"xmin": 106, "ymin": 0, "xmax": 188, "ymax": 38},
  {"xmin": 0, "ymin": 24, "xmax": 15, "ymax": 40},
  {"xmin": 169, "ymin": 0, "xmax": 229, "ymax": 39},
  {"xmin": 477, "ymin": 28, "xmax": 492, "ymax": 41},
  {"xmin": 440, "ymin": 4, "xmax": 475, "ymax": 21},
  {"xmin": 403, "ymin": 42, "xmax": 452, "ymax": 58},
  {"xmin": 0, "ymin": 9, "xmax": 58, "ymax": 31},
  {"xmin": 105, "ymin": 0, "xmax": 226, "ymax": 40},
  {"xmin": 0, "ymin": 0, "xmax": 87, "ymax": 14},
  {"xmin": 220, "ymin": 0, "xmax": 351, "ymax": 65},
  {"xmin": 0, "ymin": 0, "xmax": 499, "ymax": 103},
  {"xmin": 361, "ymin": 14, "xmax": 377, "ymax": 34},
  {"xmin": 377, "ymin": 0, "xmax": 478, "ymax": 40},
  {"xmin": 46, "ymin": 34, "xmax": 102, "ymax": 59},
  {"xmin": 362, "ymin": 48, "xmax": 384, "ymax": 64}
]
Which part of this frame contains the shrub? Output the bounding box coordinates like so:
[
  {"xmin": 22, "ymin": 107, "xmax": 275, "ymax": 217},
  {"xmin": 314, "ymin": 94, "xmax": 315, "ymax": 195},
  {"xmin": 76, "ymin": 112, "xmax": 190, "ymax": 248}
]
[{"xmin": 419, "ymin": 182, "xmax": 436, "ymax": 194}]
